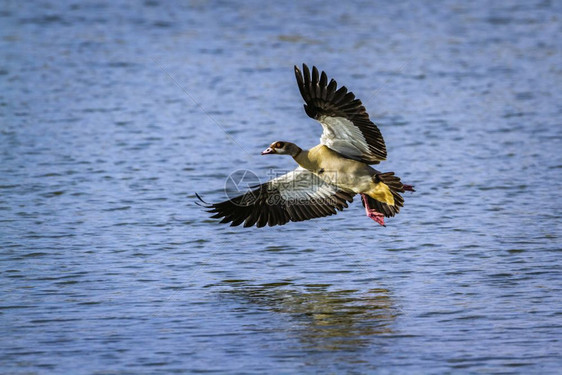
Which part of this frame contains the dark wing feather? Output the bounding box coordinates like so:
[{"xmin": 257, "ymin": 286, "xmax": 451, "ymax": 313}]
[
  {"xmin": 294, "ymin": 64, "xmax": 387, "ymax": 164},
  {"xmin": 199, "ymin": 168, "xmax": 354, "ymax": 228}
]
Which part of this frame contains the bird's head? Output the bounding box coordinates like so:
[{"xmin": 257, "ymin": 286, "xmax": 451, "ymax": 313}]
[{"xmin": 261, "ymin": 141, "xmax": 301, "ymax": 157}]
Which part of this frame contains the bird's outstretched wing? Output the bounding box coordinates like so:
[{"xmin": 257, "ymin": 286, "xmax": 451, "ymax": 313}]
[
  {"xmin": 294, "ymin": 64, "xmax": 386, "ymax": 164},
  {"xmin": 199, "ymin": 167, "xmax": 354, "ymax": 228}
]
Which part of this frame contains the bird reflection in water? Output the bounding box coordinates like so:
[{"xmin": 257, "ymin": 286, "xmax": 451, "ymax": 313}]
[{"xmin": 218, "ymin": 281, "xmax": 398, "ymax": 351}]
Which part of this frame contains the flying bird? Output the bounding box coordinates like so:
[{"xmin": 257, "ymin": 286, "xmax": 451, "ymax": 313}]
[{"xmin": 198, "ymin": 64, "xmax": 414, "ymax": 228}]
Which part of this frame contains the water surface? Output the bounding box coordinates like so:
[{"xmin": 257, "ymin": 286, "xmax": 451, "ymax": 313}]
[{"xmin": 1, "ymin": 0, "xmax": 561, "ymax": 373}]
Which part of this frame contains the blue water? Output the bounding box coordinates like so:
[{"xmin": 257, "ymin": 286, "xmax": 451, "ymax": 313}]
[{"xmin": 1, "ymin": 0, "xmax": 561, "ymax": 373}]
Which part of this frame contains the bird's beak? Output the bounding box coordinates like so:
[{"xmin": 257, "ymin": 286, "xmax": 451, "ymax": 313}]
[{"xmin": 261, "ymin": 147, "xmax": 275, "ymax": 155}]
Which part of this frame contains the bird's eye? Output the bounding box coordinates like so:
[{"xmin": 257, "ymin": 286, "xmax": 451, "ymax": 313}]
[{"xmin": 276, "ymin": 142, "xmax": 285, "ymax": 148}]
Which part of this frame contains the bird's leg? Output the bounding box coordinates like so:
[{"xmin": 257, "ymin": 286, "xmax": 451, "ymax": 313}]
[{"xmin": 361, "ymin": 194, "xmax": 385, "ymax": 227}]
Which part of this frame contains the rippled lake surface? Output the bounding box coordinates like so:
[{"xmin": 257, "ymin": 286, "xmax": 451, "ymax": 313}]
[{"xmin": 2, "ymin": 0, "xmax": 562, "ymax": 373}]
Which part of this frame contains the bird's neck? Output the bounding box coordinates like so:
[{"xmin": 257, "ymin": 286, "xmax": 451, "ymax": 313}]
[
  {"xmin": 292, "ymin": 147, "xmax": 320, "ymax": 171},
  {"xmin": 291, "ymin": 146, "xmax": 302, "ymax": 159}
]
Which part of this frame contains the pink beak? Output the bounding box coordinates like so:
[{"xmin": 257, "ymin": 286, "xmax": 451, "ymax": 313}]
[{"xmin": 261, "ymin": 147, "xmax": 275, "ymax": 155}]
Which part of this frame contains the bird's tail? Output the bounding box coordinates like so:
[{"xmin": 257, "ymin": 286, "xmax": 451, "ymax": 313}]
[{"xmin": 364, "ymin": 172, "xmax": 415, "ymax": 217}]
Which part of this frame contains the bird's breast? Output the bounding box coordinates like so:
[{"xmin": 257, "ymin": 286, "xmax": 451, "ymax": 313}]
[{"xmin": 294, "ymin": 145, "xmax": 374, "ymax": 193}]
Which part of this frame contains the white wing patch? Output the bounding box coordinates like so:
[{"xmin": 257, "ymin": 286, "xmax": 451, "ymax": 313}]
[
  {"xmin": 270, "ymin": 167, "xmax": 341, "ymax": 203},
  {"xmin": 318, "ymin": 115, "xmax": 371, "ymax": 160}
]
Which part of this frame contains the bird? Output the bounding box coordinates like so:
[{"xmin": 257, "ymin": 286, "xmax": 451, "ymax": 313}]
[{"xmin": 197, "ymin": 64, "xmax": 414, "ymax": 228}]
